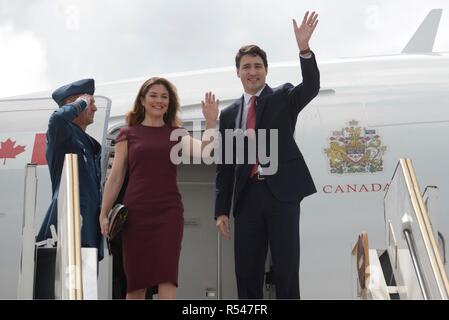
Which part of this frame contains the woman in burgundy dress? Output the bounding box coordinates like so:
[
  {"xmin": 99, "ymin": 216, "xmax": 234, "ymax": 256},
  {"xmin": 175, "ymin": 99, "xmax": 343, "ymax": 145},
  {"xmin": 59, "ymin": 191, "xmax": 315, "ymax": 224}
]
[{"xmin": 99, "ymin": 77, "xmax": 218, "ymax": 299}]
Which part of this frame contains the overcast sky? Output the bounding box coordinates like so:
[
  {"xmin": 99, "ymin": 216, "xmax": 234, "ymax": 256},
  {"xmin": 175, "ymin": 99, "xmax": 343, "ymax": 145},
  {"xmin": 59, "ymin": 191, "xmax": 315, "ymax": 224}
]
[{"xmin": 1, "ymin": 0, "xmax": 448, "ymax": 98}]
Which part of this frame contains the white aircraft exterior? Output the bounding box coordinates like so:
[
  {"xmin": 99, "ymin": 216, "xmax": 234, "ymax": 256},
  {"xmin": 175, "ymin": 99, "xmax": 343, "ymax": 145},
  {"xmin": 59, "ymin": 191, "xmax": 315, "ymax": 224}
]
[{"xmin": 0, "ymin": 9, "xmax": 448, "ymax": 299}]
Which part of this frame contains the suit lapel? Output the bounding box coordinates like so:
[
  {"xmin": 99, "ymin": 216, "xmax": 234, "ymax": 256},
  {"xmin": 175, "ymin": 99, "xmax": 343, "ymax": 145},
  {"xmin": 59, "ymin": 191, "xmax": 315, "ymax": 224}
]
[
  {"xmin": 234, "ymin": 87, "xmax": 272, "ymax": 184},
  {"xmin": 255, "ymin": 85, "xmax": 272, "ymax": 128},
  {"xmin": 228, "ymin": 97, "xmax": 243, "ymax": 129},
  {"xmin": 237, "ymin": 85, "xmax": 272, "ymax": 190},
  {"xmin": 230, "ymin": 96, "xmax": 249, "ymax": 189}
]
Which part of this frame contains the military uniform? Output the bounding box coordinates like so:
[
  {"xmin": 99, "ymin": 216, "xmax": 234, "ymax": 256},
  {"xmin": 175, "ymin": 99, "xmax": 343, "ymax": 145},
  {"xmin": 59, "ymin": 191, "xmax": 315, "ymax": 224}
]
[{"xmin": 36, "ymin": 79, "xmax": 103, "ymax": 260}]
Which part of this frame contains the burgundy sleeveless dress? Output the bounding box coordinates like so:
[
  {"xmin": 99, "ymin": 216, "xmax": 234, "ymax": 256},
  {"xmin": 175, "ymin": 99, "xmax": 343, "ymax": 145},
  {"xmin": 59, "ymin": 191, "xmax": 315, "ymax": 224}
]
[{"xmin": 115, "ymin": 123, "xmax": 188, "ymax": 291}]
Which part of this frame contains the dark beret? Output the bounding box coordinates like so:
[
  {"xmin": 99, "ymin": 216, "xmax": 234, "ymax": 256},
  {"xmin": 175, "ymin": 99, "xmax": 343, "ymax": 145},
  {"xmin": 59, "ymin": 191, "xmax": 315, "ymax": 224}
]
[{"xmin": 51, "ymin": 78, "xmax": 95, "ymax": 106}]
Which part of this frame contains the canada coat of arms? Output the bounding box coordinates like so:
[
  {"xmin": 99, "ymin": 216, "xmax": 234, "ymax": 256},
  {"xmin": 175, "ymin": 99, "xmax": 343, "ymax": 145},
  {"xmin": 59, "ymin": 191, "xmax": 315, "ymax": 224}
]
[{"xmin": 324, "ymin": 120, "xmax": 387, "ymax": 174}]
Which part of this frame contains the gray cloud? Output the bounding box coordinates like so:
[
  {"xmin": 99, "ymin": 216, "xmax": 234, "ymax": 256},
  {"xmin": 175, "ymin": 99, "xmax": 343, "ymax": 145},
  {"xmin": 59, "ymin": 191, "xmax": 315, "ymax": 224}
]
[{"xmin": 0, "ymin": 0, "xmax": 448, "ymax": 97}]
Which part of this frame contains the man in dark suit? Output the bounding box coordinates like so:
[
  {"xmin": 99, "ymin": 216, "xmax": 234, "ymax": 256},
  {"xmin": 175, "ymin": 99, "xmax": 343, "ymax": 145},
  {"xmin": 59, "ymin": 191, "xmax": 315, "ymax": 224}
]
[{"xmin": 215, "ymin": 12, "xmax": 320, "ymax": 299}]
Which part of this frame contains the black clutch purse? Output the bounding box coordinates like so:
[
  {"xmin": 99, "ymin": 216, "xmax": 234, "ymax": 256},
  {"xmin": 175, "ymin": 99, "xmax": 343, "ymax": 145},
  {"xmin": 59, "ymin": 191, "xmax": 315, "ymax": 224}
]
[{"xmin": 108, "ymin": 204, "xmax": 128, "ymax": 240}]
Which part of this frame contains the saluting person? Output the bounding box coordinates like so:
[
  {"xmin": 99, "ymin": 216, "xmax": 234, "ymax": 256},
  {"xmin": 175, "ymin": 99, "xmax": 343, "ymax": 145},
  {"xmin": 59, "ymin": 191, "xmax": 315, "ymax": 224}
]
[{"xmin": 37, "ymin": 78, "xmax": 104, "ymax": 261}]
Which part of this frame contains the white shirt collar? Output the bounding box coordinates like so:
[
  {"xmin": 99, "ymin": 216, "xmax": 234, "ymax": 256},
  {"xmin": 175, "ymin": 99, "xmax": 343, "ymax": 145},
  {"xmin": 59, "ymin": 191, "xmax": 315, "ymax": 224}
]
[{"xmin": 243, "ymin": 85, "xmax": 266, "ymax": 106}]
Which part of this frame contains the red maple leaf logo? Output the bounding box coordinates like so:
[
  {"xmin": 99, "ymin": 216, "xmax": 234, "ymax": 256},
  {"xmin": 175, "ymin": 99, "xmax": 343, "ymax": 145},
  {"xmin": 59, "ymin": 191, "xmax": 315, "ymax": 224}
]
[{"xmin": 0, "ymin": 138, "xmax": 26, "ymax": 165}]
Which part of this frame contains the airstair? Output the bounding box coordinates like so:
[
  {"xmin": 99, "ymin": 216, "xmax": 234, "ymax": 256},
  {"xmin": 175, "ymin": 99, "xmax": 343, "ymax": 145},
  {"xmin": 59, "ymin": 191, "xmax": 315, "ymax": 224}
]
[{"xmin": 353, "ymin": 159, "xmax": 449, "ymax": 299}]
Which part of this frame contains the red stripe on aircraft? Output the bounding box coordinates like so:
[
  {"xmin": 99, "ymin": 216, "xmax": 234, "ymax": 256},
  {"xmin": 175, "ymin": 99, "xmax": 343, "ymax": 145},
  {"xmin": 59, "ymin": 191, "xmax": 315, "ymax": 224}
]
[{"xmin": 31, "ymin": 133, "xmax": 47, "ymax": 165}]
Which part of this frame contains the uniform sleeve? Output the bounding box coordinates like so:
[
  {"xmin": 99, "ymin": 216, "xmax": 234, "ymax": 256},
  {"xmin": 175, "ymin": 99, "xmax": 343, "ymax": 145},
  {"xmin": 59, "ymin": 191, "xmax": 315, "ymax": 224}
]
[
  {"xmin": 47, "ymin": 99, "xmax": 88, "ymax": 145},
  {"xmin": 49, "ymin": 99, "xmax": 88, "ymax": 126},
  {"xmin": 115, "ymin": 127, "xmax": 129, "ymax": 143}
]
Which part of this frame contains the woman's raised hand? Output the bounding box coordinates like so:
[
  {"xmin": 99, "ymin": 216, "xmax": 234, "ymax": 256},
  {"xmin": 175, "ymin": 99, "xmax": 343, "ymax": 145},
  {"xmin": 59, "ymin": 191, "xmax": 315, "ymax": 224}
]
[{"xmin": 201, "ymin": 91, "xmax": 219, "ymax": 126}]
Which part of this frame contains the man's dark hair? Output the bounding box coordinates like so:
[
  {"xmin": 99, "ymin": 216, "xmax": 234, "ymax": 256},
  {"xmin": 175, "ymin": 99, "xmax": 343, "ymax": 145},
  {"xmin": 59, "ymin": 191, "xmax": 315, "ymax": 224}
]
[{"xmin": 235, "ymin": 45, "xmax": 268, "ymax": 69}]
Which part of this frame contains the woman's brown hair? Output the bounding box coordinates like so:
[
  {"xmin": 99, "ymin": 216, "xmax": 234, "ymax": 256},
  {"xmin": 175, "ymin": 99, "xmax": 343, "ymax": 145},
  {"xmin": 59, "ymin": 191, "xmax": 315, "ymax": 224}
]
[{"xmin": 126, "ymin": 77, "xmax": 182, "ymax": 127}]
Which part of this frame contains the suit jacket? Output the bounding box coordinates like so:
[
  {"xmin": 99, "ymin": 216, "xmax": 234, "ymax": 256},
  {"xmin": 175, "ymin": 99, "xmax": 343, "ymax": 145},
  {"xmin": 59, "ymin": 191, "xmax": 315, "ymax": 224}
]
[
  {"xmin": 215, "ymin": 52, "xmax": 320, "ymax": 218},
  {"xmin": 36, "ymin": 99, "xmax": 104, "ymax": 260}
]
